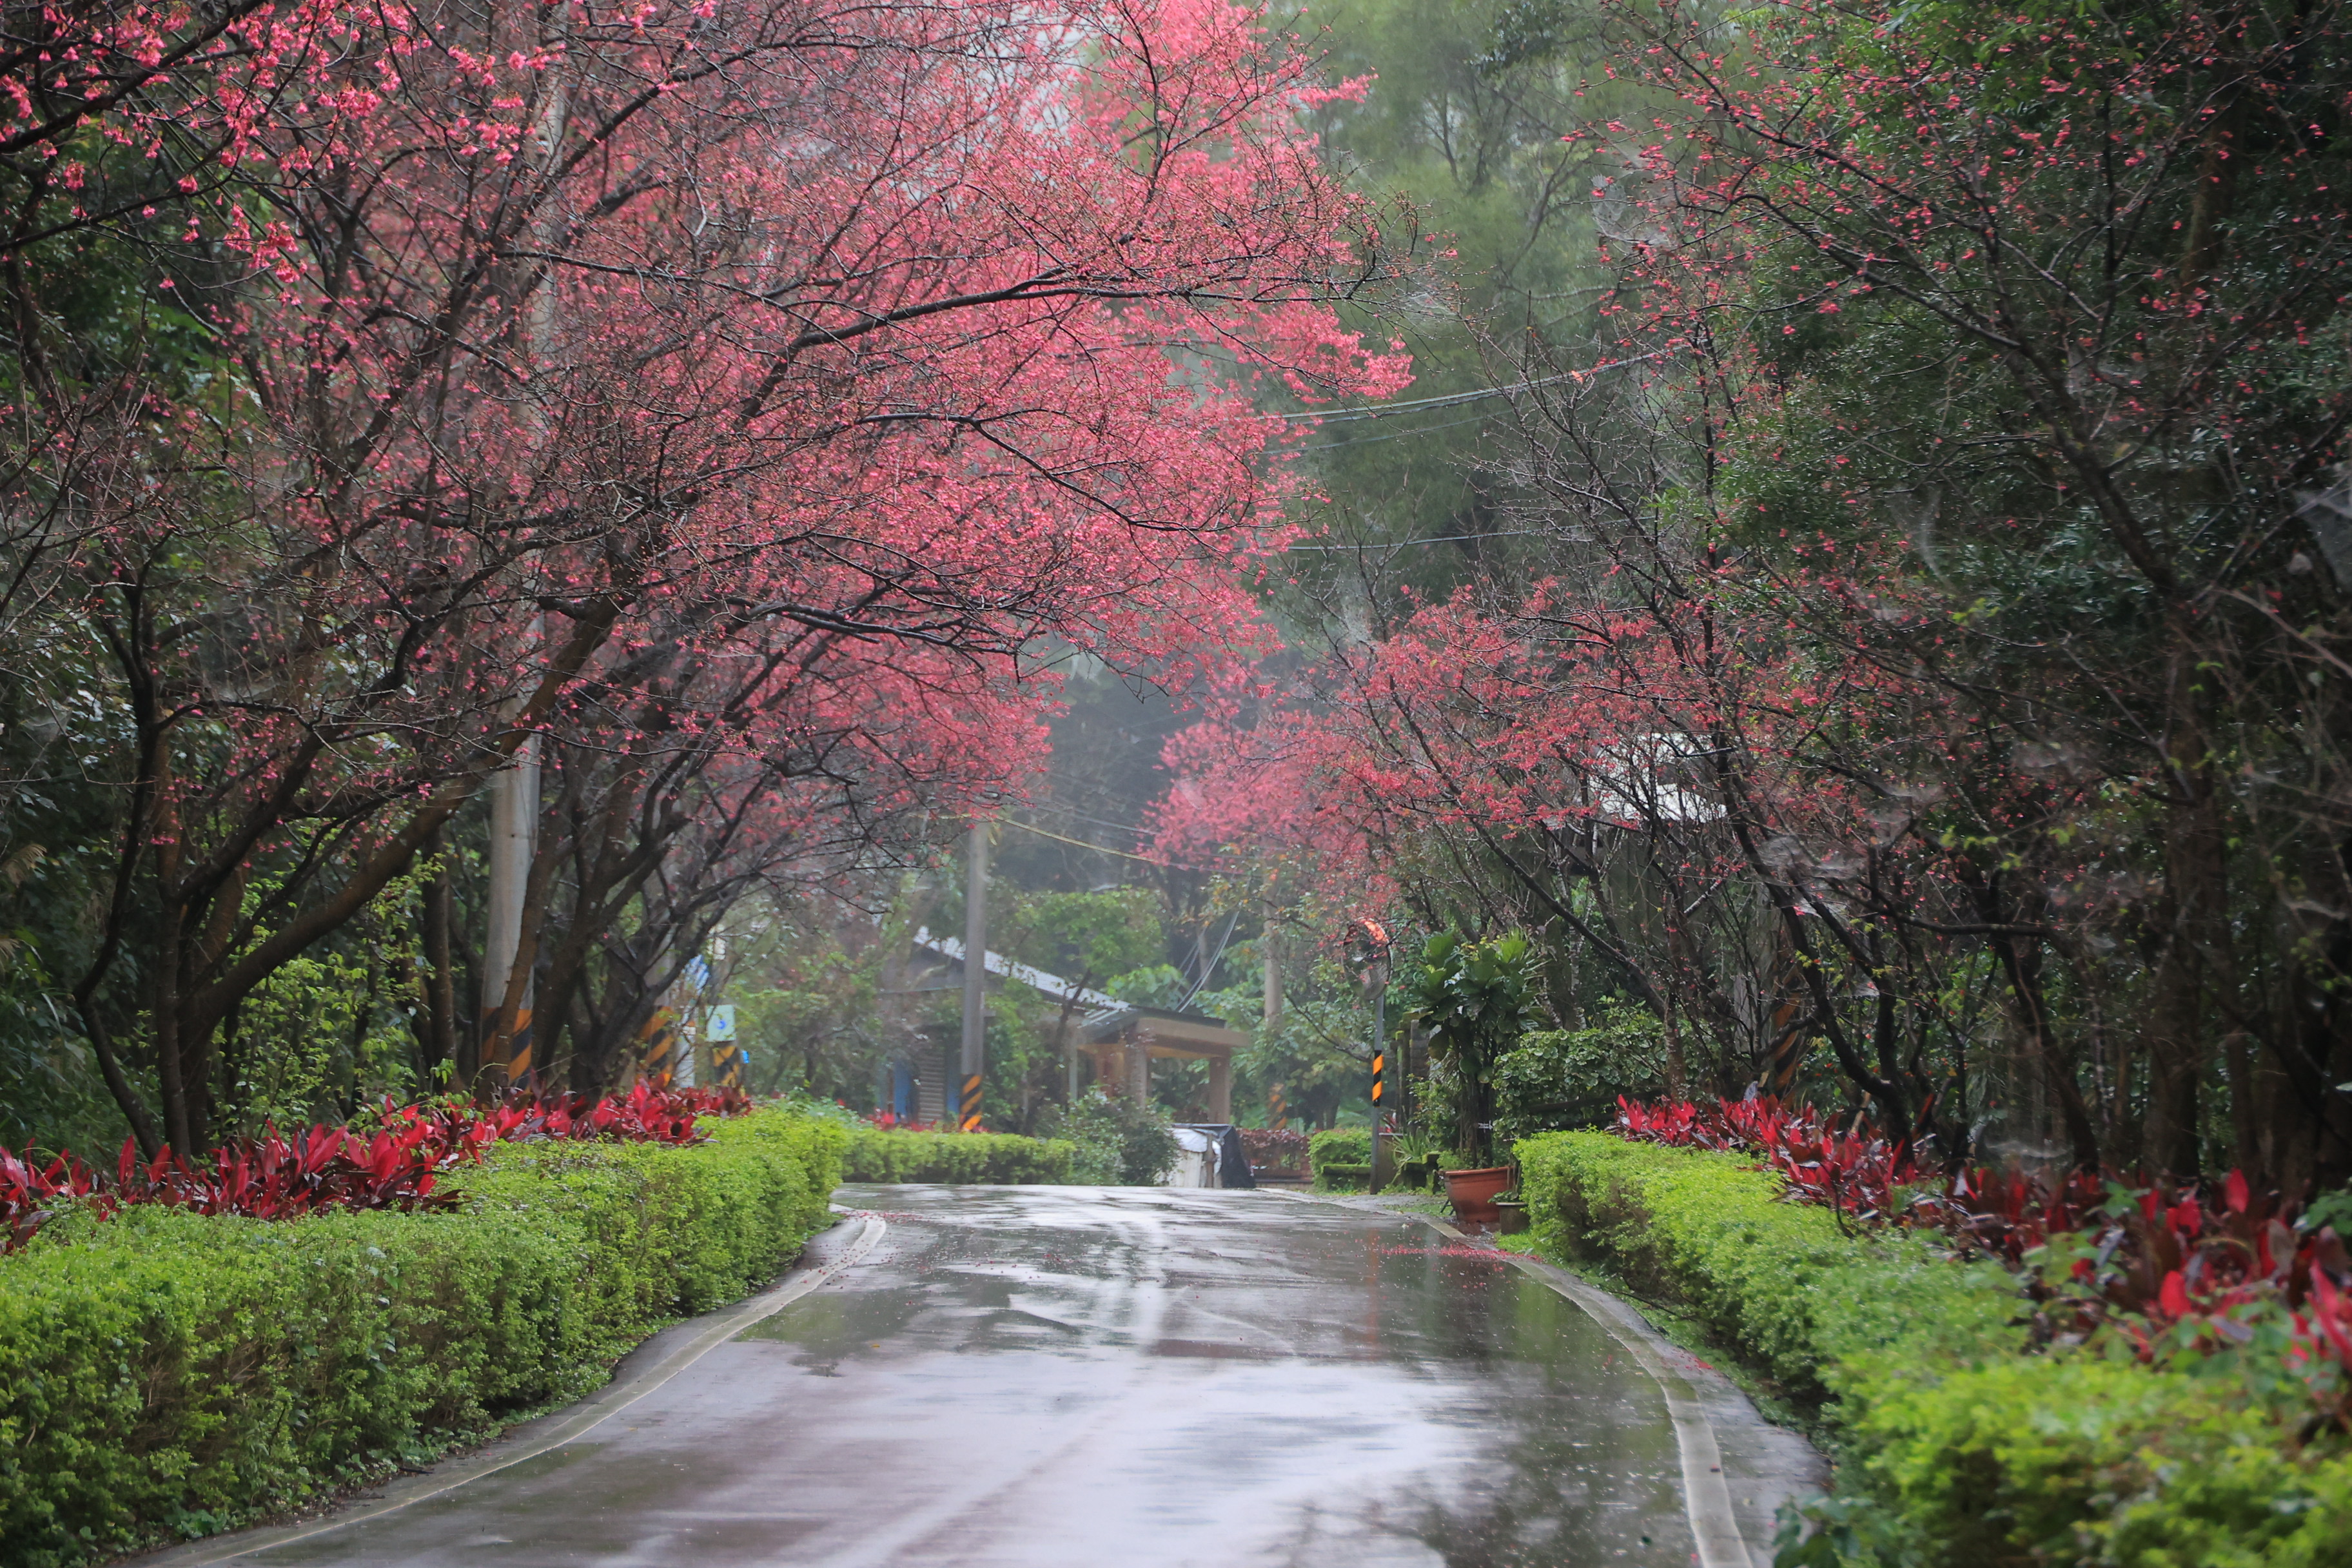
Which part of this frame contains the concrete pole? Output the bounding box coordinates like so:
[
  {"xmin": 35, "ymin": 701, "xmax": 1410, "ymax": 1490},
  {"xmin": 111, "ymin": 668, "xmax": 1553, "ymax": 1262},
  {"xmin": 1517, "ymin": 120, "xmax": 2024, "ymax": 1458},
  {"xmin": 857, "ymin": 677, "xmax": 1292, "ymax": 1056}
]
[
  {"xmin": 1371, "ymin": 984, "xmax": 1393, "ymax": 1191},
  {"xmin": 483, "ymin": 51, "xmax": 564, "ymax": 1087},
  {"xmin": 481, "ymin": 721, "xmax": 538, "ymax": 1073},
  {"xmin": 1262, "ymin": 899, "xmax": 1282, "ymax": 1030},
  {"xmin": 958, "ymin": 821, "xmax": 989, "ymax": 1130}
]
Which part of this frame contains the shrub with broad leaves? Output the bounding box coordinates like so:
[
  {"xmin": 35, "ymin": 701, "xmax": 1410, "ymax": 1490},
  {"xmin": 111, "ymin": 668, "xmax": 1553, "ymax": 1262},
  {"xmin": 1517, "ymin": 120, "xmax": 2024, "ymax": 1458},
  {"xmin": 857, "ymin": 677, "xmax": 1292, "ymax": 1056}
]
[
  {"xmin": 1613, "ymin": 1093, "xmax": 1924, "ymax": 1221},
  {"xmin": 1239, "ymin": 1127, "xmax": 1309, "ymax": 1177},
  {"xmin": 0, "ymin": 1083, "xmax": 750, "ymax": 1253},
  {"xmin": 1607, "ymin": 1095, "xmax": 2352, "ymax": 1417}
]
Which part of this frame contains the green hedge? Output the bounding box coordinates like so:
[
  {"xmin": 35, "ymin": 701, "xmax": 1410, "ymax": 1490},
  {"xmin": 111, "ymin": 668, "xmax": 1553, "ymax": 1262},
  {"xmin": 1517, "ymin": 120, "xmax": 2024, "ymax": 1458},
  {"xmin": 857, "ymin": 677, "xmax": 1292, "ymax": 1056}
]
[
  {"xmin": 1309, "ymin": 1130, "xmax": 1373, "ymax": 1191},
  {"xmin": 0, "ymin": 1110, "xmax": 845, "ymax": 1568},
  {"xmin": 1517, "ymin": 1131, "xmax": 2352, "ymax": 1567},
  {"xmin": 841, "ymin": 1128, "xmax": 1073, "ymax": 1184},
  {"xmin": 1316, "ymin": 1161, "xmax": 1373, "ymax": 1192},
  {"xmin": 1308, "ymin": 1128, "xmax": 1370, "ymax": 1168}
]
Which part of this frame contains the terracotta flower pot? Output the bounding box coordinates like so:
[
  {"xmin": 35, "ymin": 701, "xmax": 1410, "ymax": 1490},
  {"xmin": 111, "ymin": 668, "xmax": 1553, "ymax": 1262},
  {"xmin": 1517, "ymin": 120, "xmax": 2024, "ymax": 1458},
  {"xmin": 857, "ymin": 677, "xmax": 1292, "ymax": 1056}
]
[{"xmin": 1444, "ymin": 1165, "xmax": 1512, "ymax": 1227}]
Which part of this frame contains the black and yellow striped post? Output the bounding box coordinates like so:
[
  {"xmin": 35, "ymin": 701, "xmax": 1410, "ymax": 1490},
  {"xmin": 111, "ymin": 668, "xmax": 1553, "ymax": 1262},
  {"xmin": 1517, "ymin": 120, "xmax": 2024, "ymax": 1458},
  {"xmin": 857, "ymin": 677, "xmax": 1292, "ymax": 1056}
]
[
  {"xmin": 959, "ymin": 1073, "xmax": 985, "ymax": 1132},
  {"xmin": 1765, "ymin": 996, "xmax": 1808, "ymax": 1096},
  {"xmin": 478, "ymin": 1006, "xmax": 534, "ymax": 1093},
  {"xmin": 1348, "ymin": 917, "xmax": 1393, "ymax": 1187},
  {"xmin": 638, "ymin": 1006, "xmax": 678, "ymax": 1086},
  {"xmin": 505, "ymin": 1009, "xmax": 534, "ymax": 1087},
  {"xmin": 1268, "ymin": 1083, "xmax": 1288, "ymax": 1130},
  {"xmin": 713, "ymin": 1045, "xmax": 746, "ymax": 1092}
]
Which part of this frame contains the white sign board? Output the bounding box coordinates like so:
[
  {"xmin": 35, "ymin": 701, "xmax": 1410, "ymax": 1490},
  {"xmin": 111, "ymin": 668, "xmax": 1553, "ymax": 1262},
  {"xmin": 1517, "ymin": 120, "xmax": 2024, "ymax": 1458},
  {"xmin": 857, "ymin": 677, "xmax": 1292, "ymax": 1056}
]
[{"xmin": 705, "ymin": 1003, "xmax": 736, "ymax": 1042}]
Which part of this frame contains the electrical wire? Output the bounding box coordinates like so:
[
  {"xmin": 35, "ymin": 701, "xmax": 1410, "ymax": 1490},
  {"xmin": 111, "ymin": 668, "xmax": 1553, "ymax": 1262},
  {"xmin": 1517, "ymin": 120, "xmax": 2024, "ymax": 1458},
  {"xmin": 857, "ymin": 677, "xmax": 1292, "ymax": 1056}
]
[
  {"xmin": 1000, "ymin": 817, "xmax": 1157, "ymax": 863},
  {"xmin": 1275, "ymin": 349, "xmax": 1668, "ymax": 424},
  {"xmin": 1296, "ymin": 409, "xmax": 1501, "ymax": 451},
  {"xmin": 1282, "ymin": 529, "xmax": 1549, "ymax": 553},
  {"xmin": 1177, "ymin": 908, "xmax": 1242, "ymax": 1011}
]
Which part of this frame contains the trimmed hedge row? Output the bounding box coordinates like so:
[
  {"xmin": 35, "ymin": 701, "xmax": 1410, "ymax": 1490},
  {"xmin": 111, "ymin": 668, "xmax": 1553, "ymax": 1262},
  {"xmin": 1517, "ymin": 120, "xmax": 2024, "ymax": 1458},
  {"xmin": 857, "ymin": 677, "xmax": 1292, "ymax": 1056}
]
[
  {"xmin": 1308, "ymin": 1127, "xmax": 1371, "ymax": 1164},
  {"xmin": 1517, "ymin": 1131, "xmax": 2352, "ymax": 1567},
  {"xmin": 1307, "ymin": 1128, "xmax": 1371, "ymax": 1193},
  {"xmin": 1317, "ymin": 1162, "xmax": 1374, "ymax": 1191},
  {"xmin": 0, "ymin": 1110, "xmax": 846, "ymax": 1568},
  {"xmin": 841, "ymin": 1128, "xmax": 1073, "ymax": 1184}
]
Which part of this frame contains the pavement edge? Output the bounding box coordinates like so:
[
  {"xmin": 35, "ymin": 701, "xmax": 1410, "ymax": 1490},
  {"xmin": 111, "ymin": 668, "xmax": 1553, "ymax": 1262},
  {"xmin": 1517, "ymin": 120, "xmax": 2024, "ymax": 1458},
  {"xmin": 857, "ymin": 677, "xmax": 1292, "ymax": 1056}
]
[{"xmin": 1259, "ymin": 1186, "xmax": 1818, "ymax": 1568}]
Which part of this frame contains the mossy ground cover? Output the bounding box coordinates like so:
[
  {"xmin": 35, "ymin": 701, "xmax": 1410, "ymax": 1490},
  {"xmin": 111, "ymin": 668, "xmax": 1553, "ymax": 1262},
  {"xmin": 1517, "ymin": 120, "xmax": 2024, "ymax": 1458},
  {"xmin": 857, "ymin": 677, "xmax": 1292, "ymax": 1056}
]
[
  {"xmin": 1516, "ymin": 1131, "xmax": 2352, "ymax": 1568},
  {"xmin": 0, "ymin": 1110, "xmax": 845, "ymax": 1567}
]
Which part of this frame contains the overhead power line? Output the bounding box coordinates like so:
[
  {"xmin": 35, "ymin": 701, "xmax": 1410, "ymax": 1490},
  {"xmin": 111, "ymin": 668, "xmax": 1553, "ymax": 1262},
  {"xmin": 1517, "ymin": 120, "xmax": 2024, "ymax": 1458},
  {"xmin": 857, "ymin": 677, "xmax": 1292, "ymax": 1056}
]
[
  {"xmin": 1002, "ymin": 817, "xmax": 1157, "ymax": 863},
  {"xmin": 1001, "ymin": 816, "xmax": 1232, "ymax": 876},
  {"xmin": 1282, "ymin": 529, "xmax": 1549, "ymax": 553},
  {"xmin": 1275, "ymin": 349, "xmax": 1669, "ymax": 425}
]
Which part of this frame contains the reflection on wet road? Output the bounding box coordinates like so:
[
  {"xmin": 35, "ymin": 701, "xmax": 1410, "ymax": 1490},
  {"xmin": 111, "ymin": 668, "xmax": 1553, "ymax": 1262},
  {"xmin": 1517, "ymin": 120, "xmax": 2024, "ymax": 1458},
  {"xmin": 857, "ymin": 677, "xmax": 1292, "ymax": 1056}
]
[{"xmin": 244, "ymin": 1186, "xmax": 1696, "ymax": 1567}]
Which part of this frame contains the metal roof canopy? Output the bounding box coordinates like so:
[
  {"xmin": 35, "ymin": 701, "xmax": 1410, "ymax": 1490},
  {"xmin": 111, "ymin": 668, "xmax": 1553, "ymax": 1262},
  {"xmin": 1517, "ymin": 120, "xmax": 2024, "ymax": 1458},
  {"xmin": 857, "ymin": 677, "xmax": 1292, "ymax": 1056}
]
[{"xmin": 908, "ymin": 927, "xmax": 1120, "ymax": 1008}]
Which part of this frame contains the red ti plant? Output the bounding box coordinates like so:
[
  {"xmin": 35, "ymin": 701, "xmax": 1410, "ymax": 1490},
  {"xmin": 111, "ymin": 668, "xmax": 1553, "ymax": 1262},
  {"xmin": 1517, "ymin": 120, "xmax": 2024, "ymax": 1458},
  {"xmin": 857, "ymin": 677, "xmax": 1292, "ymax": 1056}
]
[
  {"xmin": 1611, "ymin": 1095, "xmax": 2352, "ymax": 1418},
  {"xmin": 1, "ymin": 1147, "xmax": 105, "ymax": 1253},
  {"xmin": 1615, "ymin": 1094, "xmax": 1925, "ymax": 1224},
  {"xmin": 1239, "ymin": 1127, "xmax": 1310, "ymax": 1177},
  {"xmin": 1, "ymin": 1083, "xmax": 752, "ymax": 1253}
]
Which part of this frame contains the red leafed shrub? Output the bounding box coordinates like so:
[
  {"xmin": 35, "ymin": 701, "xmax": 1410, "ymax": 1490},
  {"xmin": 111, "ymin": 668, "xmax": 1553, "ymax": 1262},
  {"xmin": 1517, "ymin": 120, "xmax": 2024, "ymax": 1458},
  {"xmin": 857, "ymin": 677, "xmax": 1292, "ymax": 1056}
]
[
  {"xmin": 2005, "ymin": 1172, "xmax": 2352, "ymax": 1386},
  {"xmin": 446, "ymin": 1081, "xmax": 750, "ymax": 1149},
  {"xmin": 1609, "ymin": 1095, "xmax": 2352, "ymax": 1406},
  {"xmin": 1614, "ymin": 1093, "xmax": 1923, "ymax": 1222},
  {"xmin": 1, "ymin": 1146, "xmax": 100, "ymax": 1253},
  {"xmin": 1239, "ymin": 1127, "xmax": 1309, "ymax": 1175},
  {"xmin": 1, "ymin": 1081, "xmax": 752, "ymax": 1254},
  {"xmin": 110, "ymin": 1120, "xmax": 463, "ymax": 1221}
]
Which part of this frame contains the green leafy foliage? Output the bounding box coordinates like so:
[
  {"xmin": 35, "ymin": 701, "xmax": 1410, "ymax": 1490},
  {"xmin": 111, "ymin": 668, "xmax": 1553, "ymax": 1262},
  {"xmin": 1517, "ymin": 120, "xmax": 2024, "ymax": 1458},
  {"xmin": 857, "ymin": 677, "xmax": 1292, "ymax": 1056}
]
[
  {"xmin": 1517, "ymin": 1132, "xmax": 2352, "ymax": 1567},
  {"xmin": 1037, "ymin": 1088, "xmax": 1177, "ymax": 1184},
  {"xmin": 1002, "ymin": 888, "xmax": 1164, "ymax": 994},
  {"xmin": 839, "ymin": 1129, "xmax": 1074, "ymax": 1184},
  {"xmin": 1309, "ymin": 1127, "xmax": 1373, "ymax": 1190},
  {"xmin": 1202, "ymin": 943, "xmax": 1377, "ymax": 1132},
  {"xmin": 1409, "ymin": 930, "xmax": 1535, "ymax": 1166},
  {"xmin": 0, "ymin": 1110, "xmax": 845, "ymax": 1567},
  {"xmin": 1493, "ymin": 1004, "xmax": 1669, "ymax": 1143},
  {"xmin": 1280, "ymin": 0, "xmax": 1618, "ymax": 606},
  {"xmin": 1309, "ymin": 1127, "xmax": 1373, "ymax": 1166}
]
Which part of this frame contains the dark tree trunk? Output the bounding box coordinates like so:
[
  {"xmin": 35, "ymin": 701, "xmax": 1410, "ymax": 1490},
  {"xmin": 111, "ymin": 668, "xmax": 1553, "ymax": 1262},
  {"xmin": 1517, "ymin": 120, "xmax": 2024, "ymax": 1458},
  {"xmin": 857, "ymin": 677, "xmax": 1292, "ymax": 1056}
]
[{"xmin": 2143, "ymin": 745, "xmax": 2233, "ymax": 1177}]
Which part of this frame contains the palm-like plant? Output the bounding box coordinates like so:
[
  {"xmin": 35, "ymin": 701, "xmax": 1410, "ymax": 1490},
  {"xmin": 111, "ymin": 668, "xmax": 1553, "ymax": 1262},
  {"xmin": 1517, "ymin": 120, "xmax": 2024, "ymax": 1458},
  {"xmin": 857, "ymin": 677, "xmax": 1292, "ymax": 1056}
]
[{"xmin": 1408, "ymin": 930, "xmax": 1534, "ymax": 1169}]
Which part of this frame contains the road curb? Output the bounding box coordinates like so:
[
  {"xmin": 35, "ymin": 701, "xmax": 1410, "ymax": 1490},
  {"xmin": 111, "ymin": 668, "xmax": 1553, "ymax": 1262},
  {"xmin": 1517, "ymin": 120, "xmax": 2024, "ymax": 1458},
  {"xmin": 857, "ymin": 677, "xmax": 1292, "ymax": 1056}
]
[{"xmin": 133, "ymin": 1211, "xmax": 888, "ymax": 1566}]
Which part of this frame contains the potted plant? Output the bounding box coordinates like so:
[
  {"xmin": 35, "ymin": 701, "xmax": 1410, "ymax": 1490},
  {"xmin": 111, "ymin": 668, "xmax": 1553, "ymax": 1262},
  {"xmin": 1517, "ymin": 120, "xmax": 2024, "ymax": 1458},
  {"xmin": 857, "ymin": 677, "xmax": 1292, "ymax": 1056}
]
[{"xmin": 1407, "ymin": 928, "xmax": 1534, "ymax": 1226}]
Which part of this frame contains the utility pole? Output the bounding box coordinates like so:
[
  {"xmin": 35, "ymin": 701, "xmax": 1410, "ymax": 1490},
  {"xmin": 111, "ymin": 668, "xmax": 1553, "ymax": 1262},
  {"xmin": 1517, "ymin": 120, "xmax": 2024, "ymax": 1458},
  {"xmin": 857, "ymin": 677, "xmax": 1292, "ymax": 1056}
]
[
  {"xmin": 1347, "ymin": 918, "xmax": 1393, "ymax": 1190},
  {"xmin": 1262, "ymin": 897, "xmax": 1283, "ymax": 1030},
  {"xmin": 959, "ymin": 821, "xmax": 990, "ymax": 1132},
  {"xmin": 481, "ymin": 714, "xmax": 538, "ymax": 1083},
  {"xmin": 482, "ymin": 46, "xmax": 567, "ymax": 1093},
  {"xmin": 1371, "ymin": 976, "xmax": 1391, "ymax": 1190}
]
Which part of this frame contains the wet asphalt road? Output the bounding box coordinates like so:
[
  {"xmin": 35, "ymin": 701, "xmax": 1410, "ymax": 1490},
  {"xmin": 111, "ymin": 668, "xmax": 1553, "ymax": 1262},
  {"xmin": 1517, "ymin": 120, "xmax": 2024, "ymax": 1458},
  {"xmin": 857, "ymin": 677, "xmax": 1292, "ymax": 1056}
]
[{"xmin": 215, "ymin": 1186, "xmax": 1731, "ymax": 1567}]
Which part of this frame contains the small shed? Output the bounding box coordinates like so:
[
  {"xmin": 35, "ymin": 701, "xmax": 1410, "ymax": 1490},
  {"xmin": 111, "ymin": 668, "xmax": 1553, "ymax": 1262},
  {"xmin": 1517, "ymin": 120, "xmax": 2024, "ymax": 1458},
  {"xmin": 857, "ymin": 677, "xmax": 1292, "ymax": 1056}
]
[{"xmin": 1075, "ymin": 1004, "xmax": 1248, "ymax": 1123}]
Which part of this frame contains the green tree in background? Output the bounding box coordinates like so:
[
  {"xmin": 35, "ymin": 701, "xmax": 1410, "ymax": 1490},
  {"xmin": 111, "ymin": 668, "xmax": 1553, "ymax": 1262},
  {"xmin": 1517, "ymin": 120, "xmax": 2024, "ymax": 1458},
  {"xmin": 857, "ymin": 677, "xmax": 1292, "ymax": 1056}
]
[
  {"xmin": 1410, "ymin": 930, "xmax": 1536, "ymax": 1168},
  {"xmin": 1282, "ymin": 0, "xmax": 1624, "ymax": 612}
]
